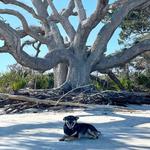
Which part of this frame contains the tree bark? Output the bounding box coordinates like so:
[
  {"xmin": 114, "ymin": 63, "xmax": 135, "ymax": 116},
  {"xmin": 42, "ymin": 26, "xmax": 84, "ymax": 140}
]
[
  {"xmin": 107, "ymin": 71, "xmax": 126, "ymax": 91},
  {"xmin": 65, "ymin": 62, "xmax": 91, "ymax": 89},
  {"xmin": 0, "ymin": 91, "xmax": 149, "ymax": 111},
  {"xmin": 53, "ymin": 63, "xmax": 68, "ymax": 88},
  {"xmin": 0, "ymin": 93, "xmax": 92, "ymax": 108}
]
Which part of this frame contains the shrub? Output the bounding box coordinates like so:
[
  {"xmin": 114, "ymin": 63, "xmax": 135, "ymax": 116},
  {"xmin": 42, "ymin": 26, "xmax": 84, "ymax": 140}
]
[
  {"xmin": 0, "ymin": 70, "xmax": 54, "ymax": 93},
  {"xmin": 136, "ymin": 73, "xmax": 150, "ymax": 88},
  {"xmin": 35, "ymin": 75, "xmax": 49, "ymax": 89},
  {"xmin": 12, "ymin": 79, "xmax": 27, "ymax": 91},
  {"xmin": 0, "ymin": 72, "xmax": 27, "ymax": 92}
]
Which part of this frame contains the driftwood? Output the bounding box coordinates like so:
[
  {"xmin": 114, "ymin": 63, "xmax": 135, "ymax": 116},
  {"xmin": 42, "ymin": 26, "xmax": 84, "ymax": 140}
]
[
  {"xmin": 0, "ymin": 93, "xmax": 93, "ymax": 108},
  {"xmin": 101, "ymin": 91, "xmax": 150, "ymax": 105},
  {"xmin": 15, "ymin": 89, "xmax": 150, "ymax": 105},
  {"xmin": 0, "ymin": 90, "xmax": 149, "ymax": 114}
]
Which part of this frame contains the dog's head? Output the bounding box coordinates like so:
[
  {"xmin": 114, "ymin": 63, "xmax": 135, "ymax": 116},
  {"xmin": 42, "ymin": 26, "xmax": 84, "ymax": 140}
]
[{"xmin": 63, "ymin": 115, "xmax": 79, "ymax": 129}]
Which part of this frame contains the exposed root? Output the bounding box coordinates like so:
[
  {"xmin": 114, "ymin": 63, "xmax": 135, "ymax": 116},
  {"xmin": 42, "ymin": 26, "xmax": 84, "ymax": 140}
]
[{"xmin": 0, "ymin": 89, "xmax": 149, "ymax": 114}]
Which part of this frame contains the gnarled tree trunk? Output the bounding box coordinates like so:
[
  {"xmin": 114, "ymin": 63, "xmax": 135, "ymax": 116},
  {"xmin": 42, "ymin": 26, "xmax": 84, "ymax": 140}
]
[
  {"xmin": 53, "ymin": 63, "xmax": 68, "ymax": 88},
  {"xmin": 65, "ymin": 61, "xmax": 91, "ymax": 89}
]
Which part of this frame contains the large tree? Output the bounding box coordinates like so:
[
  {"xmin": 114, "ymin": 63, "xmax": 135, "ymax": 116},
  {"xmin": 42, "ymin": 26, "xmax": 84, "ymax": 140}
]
[{"xmin": 0, "ymin": 0, "xmax": 150, "ymax": 91}]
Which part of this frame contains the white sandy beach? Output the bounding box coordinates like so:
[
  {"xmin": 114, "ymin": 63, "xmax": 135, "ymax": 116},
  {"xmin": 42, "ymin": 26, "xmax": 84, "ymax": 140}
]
[{"xmin": 0, "ymin": 105, "xmax": 150, "ymax": 150}]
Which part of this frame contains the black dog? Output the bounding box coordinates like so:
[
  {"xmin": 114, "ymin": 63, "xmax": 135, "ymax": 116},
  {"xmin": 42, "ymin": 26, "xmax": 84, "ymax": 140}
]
[{"xmin": 59, "ymin": 115, "xmax": 101, "ymax": 141}]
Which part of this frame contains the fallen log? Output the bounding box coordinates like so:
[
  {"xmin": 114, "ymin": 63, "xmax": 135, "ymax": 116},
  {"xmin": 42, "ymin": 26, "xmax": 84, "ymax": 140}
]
[
  {"xmin": 0, "ymin": 90, "xmax": 150, "ymax": 114},
  {"xmin": 101, "ymin": 91, "xmax": 150, "ymax": 105},
  {"xmin": 4, "ymin": 102, "xmax": 29, "ymax": 114},
  {"xmin": 0, "ymin": 93, "xmax": 94, "ymax": 108}
]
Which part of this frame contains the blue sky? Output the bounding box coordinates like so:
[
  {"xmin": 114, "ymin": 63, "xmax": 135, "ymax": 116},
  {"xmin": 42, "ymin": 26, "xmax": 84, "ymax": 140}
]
[{"xmin": 0, "ymin": 0, "xmax": 122, "ymax": 73}]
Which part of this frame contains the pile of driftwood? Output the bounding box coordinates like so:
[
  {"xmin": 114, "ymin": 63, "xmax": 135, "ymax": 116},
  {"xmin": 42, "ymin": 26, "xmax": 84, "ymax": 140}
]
[{"xmin": 0, "ymin": 88, "xmax": 150, "ymax": 114}]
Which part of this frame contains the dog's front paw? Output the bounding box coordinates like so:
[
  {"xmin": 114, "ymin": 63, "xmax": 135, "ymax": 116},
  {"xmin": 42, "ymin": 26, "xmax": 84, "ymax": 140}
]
[{"xmin": 59, "ymin": 138, "xmax": 65, "ymax": 141}]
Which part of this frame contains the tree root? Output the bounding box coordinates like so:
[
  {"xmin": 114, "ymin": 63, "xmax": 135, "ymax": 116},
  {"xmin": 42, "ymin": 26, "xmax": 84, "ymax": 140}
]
[{"xmin": 0, "ymin": 90, "xmax": 149, "ymax": 114}]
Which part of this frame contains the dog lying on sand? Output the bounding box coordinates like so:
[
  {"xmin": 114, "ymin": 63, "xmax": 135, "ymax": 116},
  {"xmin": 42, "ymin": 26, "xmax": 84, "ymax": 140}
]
[{"xmin": 59, "ymin": 115, "xmax": 101, "ymax": 141}]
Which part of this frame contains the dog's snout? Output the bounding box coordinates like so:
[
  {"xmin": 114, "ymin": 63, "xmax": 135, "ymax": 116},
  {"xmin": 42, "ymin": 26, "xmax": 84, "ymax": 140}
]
[
  {"xmin": 69, "ymin": 120, "xmax": 75, "ymax": 125},
  {"xmin": 66, "ymin": 120, "xmax": 76, "ymax": 129}
]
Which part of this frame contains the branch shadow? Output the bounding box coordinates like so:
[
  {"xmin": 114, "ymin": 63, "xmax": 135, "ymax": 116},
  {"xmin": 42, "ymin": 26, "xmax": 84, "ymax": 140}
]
[{"xmin": 0, "ymin": 107, "xmax": 150, "ymax": 150}]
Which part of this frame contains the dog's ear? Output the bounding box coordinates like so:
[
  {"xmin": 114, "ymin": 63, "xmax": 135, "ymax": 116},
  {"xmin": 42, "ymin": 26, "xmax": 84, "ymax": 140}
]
[
  {"xmin": 75, "ymin": 116, "xmax": 79, "ymax": 120},
  {"xmin": 63, "ymin": 117, "xmax": 67, "ymax": 121}
]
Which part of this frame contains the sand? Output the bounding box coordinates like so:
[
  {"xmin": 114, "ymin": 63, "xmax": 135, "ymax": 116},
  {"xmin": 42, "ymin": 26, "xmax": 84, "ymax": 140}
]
[{"xmin": 0, "ymin": 105, "xmax": 150, "ymax": 150}]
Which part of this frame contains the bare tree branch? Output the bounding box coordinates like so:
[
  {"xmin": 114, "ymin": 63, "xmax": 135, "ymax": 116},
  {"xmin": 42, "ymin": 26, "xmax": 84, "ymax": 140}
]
[
  {"xmin": 88, "ymin": 0, "xmax": 149, "ymax": 66},
  {"xmin": 61, "ymin": 18, "xmax": 76, "ymax": 41},
  {"xmin": 16, "ymin": 29, "xmax": 27, "ymax": 38},
  {"xmin": 14, "ymin": 48, "xmax": 72, "ymax": 72},
  {"xmin": 0, "ymin": 0, "xmax": 49, "ymax": 41},
  {"xmin": 22, "ymin": 40, "xmax": 42, "ymax": 58},
  {"xmin": 94, "ymin": 40, "xmax": 150, "ymax": 71},
  {"xmin": 110, "ymin": 0, "xmax": 128, "ymax": 9},
  {"xmin": 21, "ymin": 39, "xmax": 37, "ymax": 48},
  {"xmin": 73, "ymin": 0, "xmax": 109, "ymax": 54},
  {"xmin": 0, "ymin": 20, "xmax": 74, "ymax": 72},
  {"xmin": 0, "ymin": 20, "xmax": 20, "ymax": 52},
  {"xmin": 43, "ymin": 0, "xmax": 49, "ymax": 8},
  {"xmin": 31, "ymin": 0, "xmax": 49, "ymax": 29},
  {"xmin": 48, "ymin": 0, "xmax": 76, "ymax": 22},
  {"xmin": 31, "ymin": 0, "xmax": 54, "ymax": 50},
  {"xmin": 110, "ymin": 0, "xmax": 150, "ymax": 12},
  {"xmin": 35, "ymin": 42, "xmax": 41, "ymax": 57},
  {"xmin": 61, "ymin": 0, "xmax": 76, "ymax": 17},
  {"xmin": 83, "ymin": 0, "xmax": 109, "ymax": 28},
  {"xmin": 47, "ymin": 0, "xmax": 60, "ymax": 17},
  {"xmin": 47, "ymin": 0, "xmax": 76, "ymax": 41},
  {"xmin": 0, "ymin": 45, "xmax": 8, "ymax": 52},
  {"xmin": 0, "ymin": 9, "xmax": 29, "ymax": 31},
  {"xmin": 0, "ymin": 0, "xmax": 47, "ymax": 24},
  {"xmin": 0, "ymin": 9, "xmax": 48, "ymax": 44},
  {"xmin": 17, "ymin": 26, "xmax": 45, "ymax": 38},
  {"xmin": 106, "ymin": 70, "xmax": 126, "ymax": 90},
  {"xmin": 74, "ymin": 0, "xmax": 86, "ymax": 21},
  {"xmin": 48, "ymin": 1, "xmax": 76, "ymax": 22},
  {"xmin": 49, "ymin": 22, "xmax": 65, "ymax": 48}
]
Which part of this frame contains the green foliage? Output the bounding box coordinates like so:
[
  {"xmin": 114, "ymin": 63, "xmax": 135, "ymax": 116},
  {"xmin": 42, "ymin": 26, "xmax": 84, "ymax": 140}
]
[
  {"xmin": 107, "ymin": 79, "xmax": 120, "ymax": 91},
  {"xmin": 136, "ymin": 73, "xmax": 150, "ymax": 88},
  {"xmin": 92, "ymin": 72, "xmax": 149, "ymax": 92},
  {"xmin": 48, "ymin": 73, "xmax": 54, "ymax": 89},
  {"xmin": 119, "ymin": 77, "xmax": 133, "ymax": 91},
  {"xmin": 0, "ymin": 69, "xmax": 54, "ymax": 93},
  {"xmin": 0, "ymin": 65, "xmax": 149, "ymax": 93},
  {"xmin": 93, "ymin": 80, "xmax": 103, "ymax": 91},
  {"xmin": 92, "ymin": 77, "xmax": 115, "ymax": 91},
  {"xmin": 35, "ymin": 74, "xmax": 54, "ymax": 89},
  {"xmin": 12, "ymin": 79, "xmax": 27, "ymax": 91},
  {"xmin": 0, "ymin": 72, "xmax": 27, "ymax": 92},
  {"xmin": 119, "ymin": 8, "xmax": 150, "ymax": 45}
]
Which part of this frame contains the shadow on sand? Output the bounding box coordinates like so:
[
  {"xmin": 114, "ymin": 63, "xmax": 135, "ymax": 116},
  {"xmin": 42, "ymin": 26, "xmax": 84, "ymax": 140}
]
[{"xmin": 0, "ymin": 107, "xmax": 150, "ymax": 150}]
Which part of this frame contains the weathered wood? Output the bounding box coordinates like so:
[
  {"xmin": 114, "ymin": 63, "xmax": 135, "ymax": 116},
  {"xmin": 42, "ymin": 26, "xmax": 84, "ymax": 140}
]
[
  {"xmin": 4, "ymin": 102, "xmax": 29, "ymax": 114},
  {"xmin": 0, "ymin": 93, "xmax": 94, "ymax": 108},
  {"xmin": 107, "ymin": 71, "xmax": 126, "ymax": 91},
  {"xmin": 0, "ymin": 89, "xmax": 150, "ymax": 114},
  {"xmin": 1, "ymin": 90, "xmax": 150, "ymax": 108},
  {"xmin": 102, "ymin": 91, "xmax": 150, "ymax": 105}
]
